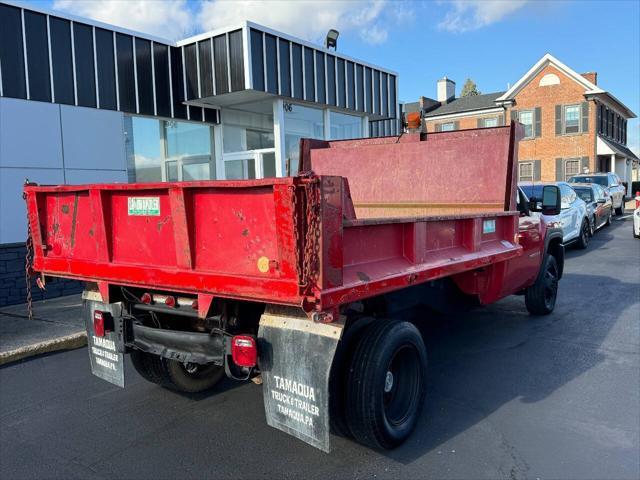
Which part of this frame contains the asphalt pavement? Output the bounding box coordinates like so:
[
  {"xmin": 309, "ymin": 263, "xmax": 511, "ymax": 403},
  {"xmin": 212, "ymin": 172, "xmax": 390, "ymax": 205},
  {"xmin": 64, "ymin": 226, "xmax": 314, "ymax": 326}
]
[{"xmin": 1, "ymin": 218, "xmax": 638, "ymax": 479}]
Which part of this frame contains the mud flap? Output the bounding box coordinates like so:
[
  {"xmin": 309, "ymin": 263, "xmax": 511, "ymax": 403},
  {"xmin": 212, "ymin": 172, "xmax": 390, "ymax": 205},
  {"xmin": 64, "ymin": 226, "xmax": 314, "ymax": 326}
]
[
  {"xmin": 83, "ymin": 294, "xmax": 126, "ymax": 388},
  {"xmin": 258, "ymin": 308, "xmax": 344, "ymax": 452}
]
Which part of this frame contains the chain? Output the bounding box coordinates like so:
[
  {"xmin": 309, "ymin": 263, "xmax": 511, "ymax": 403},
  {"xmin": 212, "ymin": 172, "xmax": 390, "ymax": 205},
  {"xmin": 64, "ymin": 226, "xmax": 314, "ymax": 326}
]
[
  {"xmin": 25, "ymin": 215, "xmax": 34, "ymax": 321},
  {"xmin": 288, "ymin": 184, "xmax": 302, "ymax": 283},
  {"xmin": 301, "ymin": 179, "xmax": 321, "ymax": 297}
]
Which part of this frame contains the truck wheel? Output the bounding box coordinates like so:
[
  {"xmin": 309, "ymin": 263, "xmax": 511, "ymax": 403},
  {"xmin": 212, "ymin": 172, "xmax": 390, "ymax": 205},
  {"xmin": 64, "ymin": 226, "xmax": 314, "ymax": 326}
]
[
  {"xmin": 576, "ymin": 220, "xmax": 590, "ymax": 249},
  {"xmin": 329, "ymin": 316, "xmax": 376, "ymax": 437},
  {"xmin": 345, "ymin": 319, "xmax": 427, "ymax": 449},
  {"xmin": 525, "ymin": 254, "xmax": 559, "ymax": 316},
  {"xmin": 131, "ymin": 350, "xmax": 225, "ymax": 393}
]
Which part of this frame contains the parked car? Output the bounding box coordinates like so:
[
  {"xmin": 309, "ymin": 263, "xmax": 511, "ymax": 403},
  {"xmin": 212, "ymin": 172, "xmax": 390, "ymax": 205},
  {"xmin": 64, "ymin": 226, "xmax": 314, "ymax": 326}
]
[
  {"xmin": 568, "ymin": 173, "xmax": 626, "ymax": 216},
  {"xmin": 571, "ymin": 183, "xmax": 613, "ymax": 235},
  {"xmin": 520, "ymin": 182, "xmax": 590, "ymax": 249},
  {"xmin": 634, "ymin": 208, "xmax": 640, "ymax": 239}
]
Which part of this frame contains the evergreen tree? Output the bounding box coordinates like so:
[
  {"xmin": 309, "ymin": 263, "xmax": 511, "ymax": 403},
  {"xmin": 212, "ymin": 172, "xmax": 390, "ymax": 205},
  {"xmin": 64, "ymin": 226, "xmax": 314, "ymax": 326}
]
[{"xmin": 461, "ymin": 78, "xmax": 481, "ymax": 97}]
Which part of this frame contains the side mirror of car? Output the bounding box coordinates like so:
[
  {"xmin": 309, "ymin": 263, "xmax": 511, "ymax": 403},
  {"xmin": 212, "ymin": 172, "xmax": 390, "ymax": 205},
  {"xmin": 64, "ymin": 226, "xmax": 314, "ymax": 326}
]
[{"xmin": 541, "ymin": 185, "xmax": 562, "ymax": 216}]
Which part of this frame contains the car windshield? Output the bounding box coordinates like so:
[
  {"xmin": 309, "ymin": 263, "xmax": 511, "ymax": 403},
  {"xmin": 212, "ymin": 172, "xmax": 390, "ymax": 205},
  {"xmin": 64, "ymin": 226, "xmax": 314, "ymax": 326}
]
[
  {"xmin": 570, "ymin": 176, "xmax": 608, "ymax": 187},
  {"xmin": 519, "ymin": 185, "xmax": 545, "ymax": 200},
  {"xmin": 573, "ymin": 188, "xmax": 593, "ymax": 202}
]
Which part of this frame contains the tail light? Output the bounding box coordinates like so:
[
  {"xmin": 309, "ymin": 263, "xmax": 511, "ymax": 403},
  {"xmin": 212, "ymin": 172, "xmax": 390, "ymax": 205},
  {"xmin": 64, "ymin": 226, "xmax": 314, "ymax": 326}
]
[
  {"xmin": 164, "ymin": 296, "xmax": 176, "ymax": 308},
  {"xmin": 231, "ymin": 335, "xmax": 257, "ymax": 368},
  {"xmin": 93, "ymin": 310, "xmax": 105, "ymax": 337},
  {"xmin": 140, "ymin": 293, "xmax": 152, "ymax": 304}
]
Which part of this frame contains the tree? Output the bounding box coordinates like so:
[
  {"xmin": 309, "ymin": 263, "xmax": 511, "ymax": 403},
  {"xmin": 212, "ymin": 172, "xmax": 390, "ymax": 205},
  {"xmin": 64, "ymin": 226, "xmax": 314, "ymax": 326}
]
[{"xmin": 461, "ymin": 78, "xmax": 481, "ymax": 97}]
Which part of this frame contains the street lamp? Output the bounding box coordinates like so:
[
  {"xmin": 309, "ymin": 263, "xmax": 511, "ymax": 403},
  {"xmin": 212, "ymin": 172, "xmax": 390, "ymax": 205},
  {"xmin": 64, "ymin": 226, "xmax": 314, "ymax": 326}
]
[{"xmin": 325, "ymin": 29, "xmax": 339, "ymax": 50}]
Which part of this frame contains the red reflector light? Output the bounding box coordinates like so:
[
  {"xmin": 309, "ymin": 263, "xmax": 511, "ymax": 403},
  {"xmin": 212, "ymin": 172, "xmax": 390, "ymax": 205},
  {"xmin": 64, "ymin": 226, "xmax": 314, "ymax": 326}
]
[
  {"xmin": 164, "ymin": 296, "xmax": 176, "ymax": 307},
  {"xmin": 191, "ymin": 299, "xmax": 199, "ymax": 310},
  {"xmin": 231, "ymin": 335, "xmax": 257, "ymax": 368},
  {"xmin": 141, "ymin": 293, "xmax": 152, "ymax": 304},
  {"xmin": 93, "ymin": 310, "xmax": 105, "ymax": 337}
]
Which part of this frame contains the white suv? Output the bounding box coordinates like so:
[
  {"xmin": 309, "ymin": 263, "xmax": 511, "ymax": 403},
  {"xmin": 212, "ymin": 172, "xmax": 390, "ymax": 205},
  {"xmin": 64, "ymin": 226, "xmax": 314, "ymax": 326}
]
[{"xmin": 520, "ymin": 182, "xmax": 590, "ymax": 249}]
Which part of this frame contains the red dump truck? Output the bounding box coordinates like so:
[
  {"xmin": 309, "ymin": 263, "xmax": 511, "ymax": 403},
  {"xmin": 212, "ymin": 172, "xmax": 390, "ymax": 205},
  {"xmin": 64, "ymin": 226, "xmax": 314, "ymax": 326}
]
[{"xmin": 23, "ymin": 123, "xmax": 564, "ymax": 452}]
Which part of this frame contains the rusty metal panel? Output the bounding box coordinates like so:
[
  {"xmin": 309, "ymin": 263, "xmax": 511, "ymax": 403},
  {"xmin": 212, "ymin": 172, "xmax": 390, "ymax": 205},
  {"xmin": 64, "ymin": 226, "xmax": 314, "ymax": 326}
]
[{"xmin": 305, "ymin": 126, "xmax": 521, "ymax": 218}]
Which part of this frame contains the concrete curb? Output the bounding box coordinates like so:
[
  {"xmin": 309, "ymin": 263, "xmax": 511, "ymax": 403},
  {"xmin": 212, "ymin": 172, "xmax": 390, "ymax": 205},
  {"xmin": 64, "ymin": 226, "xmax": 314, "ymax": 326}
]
[{"xmin": 0, "ymin": 331, "xmax": 87, "ymax": 366}]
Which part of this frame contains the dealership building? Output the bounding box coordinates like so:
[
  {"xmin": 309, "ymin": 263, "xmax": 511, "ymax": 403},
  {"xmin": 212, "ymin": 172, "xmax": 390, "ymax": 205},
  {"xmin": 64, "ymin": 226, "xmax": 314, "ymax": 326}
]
[{"xmin": 0, "ymin": 0, "xmax": 400, "ymax": 305}]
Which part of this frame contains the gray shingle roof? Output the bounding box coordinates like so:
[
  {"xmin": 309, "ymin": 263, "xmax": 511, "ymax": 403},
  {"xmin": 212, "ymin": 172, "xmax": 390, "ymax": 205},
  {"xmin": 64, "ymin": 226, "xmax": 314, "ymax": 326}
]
[
  {"xmin": 599, "ymin": 136, "xmax": 640, "ymax": 162},
  {"xmin": 424, "ymin": 91, "xmax": 505, "ymax": 117}
]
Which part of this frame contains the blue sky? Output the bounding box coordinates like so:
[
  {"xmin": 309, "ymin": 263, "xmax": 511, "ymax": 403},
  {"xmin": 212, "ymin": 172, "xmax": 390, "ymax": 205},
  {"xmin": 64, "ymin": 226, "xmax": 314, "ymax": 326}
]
[{"xmin": 35, "ymin": 0, "xmax": 640, "ymax": 153}]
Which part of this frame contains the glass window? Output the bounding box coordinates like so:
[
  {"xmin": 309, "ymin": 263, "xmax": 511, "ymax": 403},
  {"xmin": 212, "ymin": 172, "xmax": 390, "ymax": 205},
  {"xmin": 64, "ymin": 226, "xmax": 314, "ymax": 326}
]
[
  {"xmin": 164, "ymin": 120, "xmax": 214, "ymax": 181},
  {"xmin": 519, "ymin": 110, "xmax": 533, "ymax": 138},
  {"xmin": 165, "ymin": 161, "xmax": 178, "ymax": 182},
  {"xmin": 126, "ymin": 115, "xmax": 215, "ymax": 182},
  {"xmin": 225, "ymin": 158, "xmax": 256, "ymax": 180},
  {"xmin": 222, "ymin": 108, "xmax": 274, "ymax": 153},
  {"xmin": 564, "ymin": 105, "xmax": 580, "ymax": 134},
  {"xmin": 519, "ymin": 162, "xmax": 534, "ymax": 181},
  {"xmin": 126, "ymin": 116, "xmax": 163, "ymax": 183},
  {"xmin": 440, "ymin": 122, "xmax": 455, "ymax": 132},
  {"xmin": 564, "ymin": 159, "xmax": 580, "ymax": 181},
  {"xmin": 284, "ymin": 104, "xmax": 324, "ymax": 175},
  {"xmin": 483, "ymin": 117, "xmax": 498, "ymax": 128},
  {"xmin": 574, "ymin": 187, "xmax": 593, "ymax": 203},
  {"xmin": 329, "ymin": 111, "xmax": 362, "ymax": 140},
  {"xmin": 165, "ymin": 121, "xmax": 211, "ymax": 160},
  {"xmin": 560, "ymin": 184, "xmax": 575, "ymax": 205},
  {"xmin": 262, "ymin": 152, "xmax": 277, "ymax": 178}
]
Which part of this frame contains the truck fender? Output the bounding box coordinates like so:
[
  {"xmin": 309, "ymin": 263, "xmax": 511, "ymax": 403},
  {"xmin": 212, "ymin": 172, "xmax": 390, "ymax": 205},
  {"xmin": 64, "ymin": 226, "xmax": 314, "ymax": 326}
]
[
  {"xmin": 542, "ymin": 229, "xmax": 565, "ymax": 280},
  {"xmin": 258, "ymin": 306, "xmax": 344, "ymax": 452}
]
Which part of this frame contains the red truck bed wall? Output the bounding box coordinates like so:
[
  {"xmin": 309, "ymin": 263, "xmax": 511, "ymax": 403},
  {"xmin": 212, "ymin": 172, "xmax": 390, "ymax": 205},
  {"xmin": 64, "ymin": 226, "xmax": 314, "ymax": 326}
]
[
  {"xmin": 24, "ymin": 125, "xmax": 525, "ymax": 315},
  {"xmin": 302, "ymin": 126, "xmax": 519, "ymax": 218}
]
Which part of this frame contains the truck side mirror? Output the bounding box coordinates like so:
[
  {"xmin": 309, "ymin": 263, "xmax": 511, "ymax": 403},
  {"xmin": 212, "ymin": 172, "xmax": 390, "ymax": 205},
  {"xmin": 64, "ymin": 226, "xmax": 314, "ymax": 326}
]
[{"xmin": 541, "ymin": 185, "xmax": 561, "ymax": 216}]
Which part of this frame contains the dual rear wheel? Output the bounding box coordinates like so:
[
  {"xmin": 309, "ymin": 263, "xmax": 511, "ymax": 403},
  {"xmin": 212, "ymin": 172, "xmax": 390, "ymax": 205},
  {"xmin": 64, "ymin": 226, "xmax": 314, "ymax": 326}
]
[{"xmin": 131, "ymin": 350, "xmax": 225, "ymax": 393}]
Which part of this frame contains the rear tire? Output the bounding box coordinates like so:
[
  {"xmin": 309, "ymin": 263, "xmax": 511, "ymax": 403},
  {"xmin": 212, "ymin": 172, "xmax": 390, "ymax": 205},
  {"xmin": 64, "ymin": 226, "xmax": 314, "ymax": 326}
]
[
  {"xmin": 131, "ymin": 350, "xmax": 225, "ymax": 393},
  {"xmin": 576, "ymin": 219, "xmax": 590, "ymax": 249},
  {"xmin": 329, "ymin": 316, "xmax": 376, "ymax": 437},
  {"xmin": 525, "ymin": 254, "xmax": 559, "ymax": 316},
  {"xmin": 605, "ymin": 209, "xmax": 612, "ymax": 226},
  {"xmin": 345, "ymin": 319, "xmax": 427, "ymax": 450},
  {"xmin": 615, "ymin": 197, "xmax": 625, "ymax": 216}
]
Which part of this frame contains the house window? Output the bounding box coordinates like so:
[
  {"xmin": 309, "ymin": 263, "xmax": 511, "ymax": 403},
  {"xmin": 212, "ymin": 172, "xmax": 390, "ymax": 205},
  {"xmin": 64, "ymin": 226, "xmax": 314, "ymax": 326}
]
[
  {"xmin": 125, "ymin": 115, "xmax": 216, "ymax": 183},
  {"xmin": 564, "ymin": 158, "xmax": 580, "ymax": 180},
  {"xmin": 519, "ymin": 110, "xmax": 533, "ymax": 138},
  {"xmin": 440, "ymin": 122, "xmax": 455, "ymax": 132},
  {"xmin": 519, "ymin": 162, "xmax": 534, "ymax": 182},
  {"xmin": 563, "ymin": 105, "xmax": 580, "ymax": 134},
  {"xmin": 483, "ymin": 117, "xmax": 498, "ymax": 128}
]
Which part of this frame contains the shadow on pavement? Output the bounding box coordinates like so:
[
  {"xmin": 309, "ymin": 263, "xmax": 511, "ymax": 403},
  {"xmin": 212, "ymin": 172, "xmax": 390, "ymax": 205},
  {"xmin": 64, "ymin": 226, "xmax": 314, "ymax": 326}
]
[{"xmin": 379, "ymin": 271, "xmax": 634, "ymax": 465}]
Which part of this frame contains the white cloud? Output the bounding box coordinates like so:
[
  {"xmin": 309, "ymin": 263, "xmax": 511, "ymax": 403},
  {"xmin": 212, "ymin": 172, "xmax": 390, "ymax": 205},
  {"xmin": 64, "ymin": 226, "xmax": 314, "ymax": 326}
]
[
  {"xmin": 198, "ymin": 0, "xmax": 403, "ymax": 45},
  {"xmin": 52, "ymin": 0, "xmax": 193, "ymax": 41},
  {"xmin": 438, "ymin": 0, "xmax": 528, "ymax": 33}
]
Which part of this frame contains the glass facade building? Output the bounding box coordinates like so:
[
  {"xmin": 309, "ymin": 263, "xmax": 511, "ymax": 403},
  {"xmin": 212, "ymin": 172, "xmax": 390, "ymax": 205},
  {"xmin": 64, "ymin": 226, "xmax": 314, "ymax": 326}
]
[{"xmin": 0, "ymin": 1, "xmax": 399, "ymax": 305}]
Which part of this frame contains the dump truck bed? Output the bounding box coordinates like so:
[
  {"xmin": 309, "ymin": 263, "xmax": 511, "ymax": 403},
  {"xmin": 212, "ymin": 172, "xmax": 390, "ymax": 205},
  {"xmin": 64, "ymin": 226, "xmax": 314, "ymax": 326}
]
[{"xmin": 24, "ymin": 125, "xmax": 523, "ymax": 316}]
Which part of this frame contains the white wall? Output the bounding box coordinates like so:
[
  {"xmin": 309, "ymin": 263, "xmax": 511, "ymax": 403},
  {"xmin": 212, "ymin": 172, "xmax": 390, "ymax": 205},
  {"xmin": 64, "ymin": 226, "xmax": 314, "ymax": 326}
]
[{"xmin": 0, "ymin": 98, "xmax": 127, "ymax": 244}]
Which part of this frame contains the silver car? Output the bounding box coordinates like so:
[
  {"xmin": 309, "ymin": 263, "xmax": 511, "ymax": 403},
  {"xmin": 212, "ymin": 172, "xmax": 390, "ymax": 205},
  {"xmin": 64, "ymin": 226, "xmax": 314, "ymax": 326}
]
[
  {"xmin": 519, "ymin": 182, "xmax": 590, "ymax": 249},
  {"xmin": 568, "ymin": 173, "xmax": 626, "ymax": 215}
]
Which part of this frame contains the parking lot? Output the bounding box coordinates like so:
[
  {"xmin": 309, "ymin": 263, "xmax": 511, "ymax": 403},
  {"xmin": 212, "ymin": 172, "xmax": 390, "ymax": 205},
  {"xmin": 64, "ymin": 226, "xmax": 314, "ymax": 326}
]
[{"xmin": 1, "ymin": 218, "xmax": 638, "ymax": 480}]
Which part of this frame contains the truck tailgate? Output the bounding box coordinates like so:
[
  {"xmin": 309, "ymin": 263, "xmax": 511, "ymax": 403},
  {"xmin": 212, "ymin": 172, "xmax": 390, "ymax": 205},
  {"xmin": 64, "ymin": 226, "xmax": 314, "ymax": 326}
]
[{"xmin": 24, "ymin": 178, "xmax": 302, "ymax": 305}]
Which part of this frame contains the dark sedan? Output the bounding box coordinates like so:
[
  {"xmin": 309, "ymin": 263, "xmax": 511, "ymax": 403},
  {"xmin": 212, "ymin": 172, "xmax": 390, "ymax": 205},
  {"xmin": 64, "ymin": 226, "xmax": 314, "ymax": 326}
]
[{"xmin": 572, "ymin": 183, "xmax": 613, "ymax": 235}]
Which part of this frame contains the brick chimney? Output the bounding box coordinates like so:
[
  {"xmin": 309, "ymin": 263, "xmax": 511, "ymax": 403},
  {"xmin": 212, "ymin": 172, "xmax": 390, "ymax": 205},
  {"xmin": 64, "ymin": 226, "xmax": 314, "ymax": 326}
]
[
  {"xmin": 581, "ymin": 72, "xmax": 597, "ymax": 85},
  {"xmin": 437, "ymin": 77, "xmax": 455, "ymax": 103}
]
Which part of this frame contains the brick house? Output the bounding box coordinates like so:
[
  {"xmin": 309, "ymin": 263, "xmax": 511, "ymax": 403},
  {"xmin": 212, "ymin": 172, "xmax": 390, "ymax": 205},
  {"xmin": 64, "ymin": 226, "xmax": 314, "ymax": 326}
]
[{"xmin": 406, "ymin": 54, "xmax": 638, "ymax": 195}]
